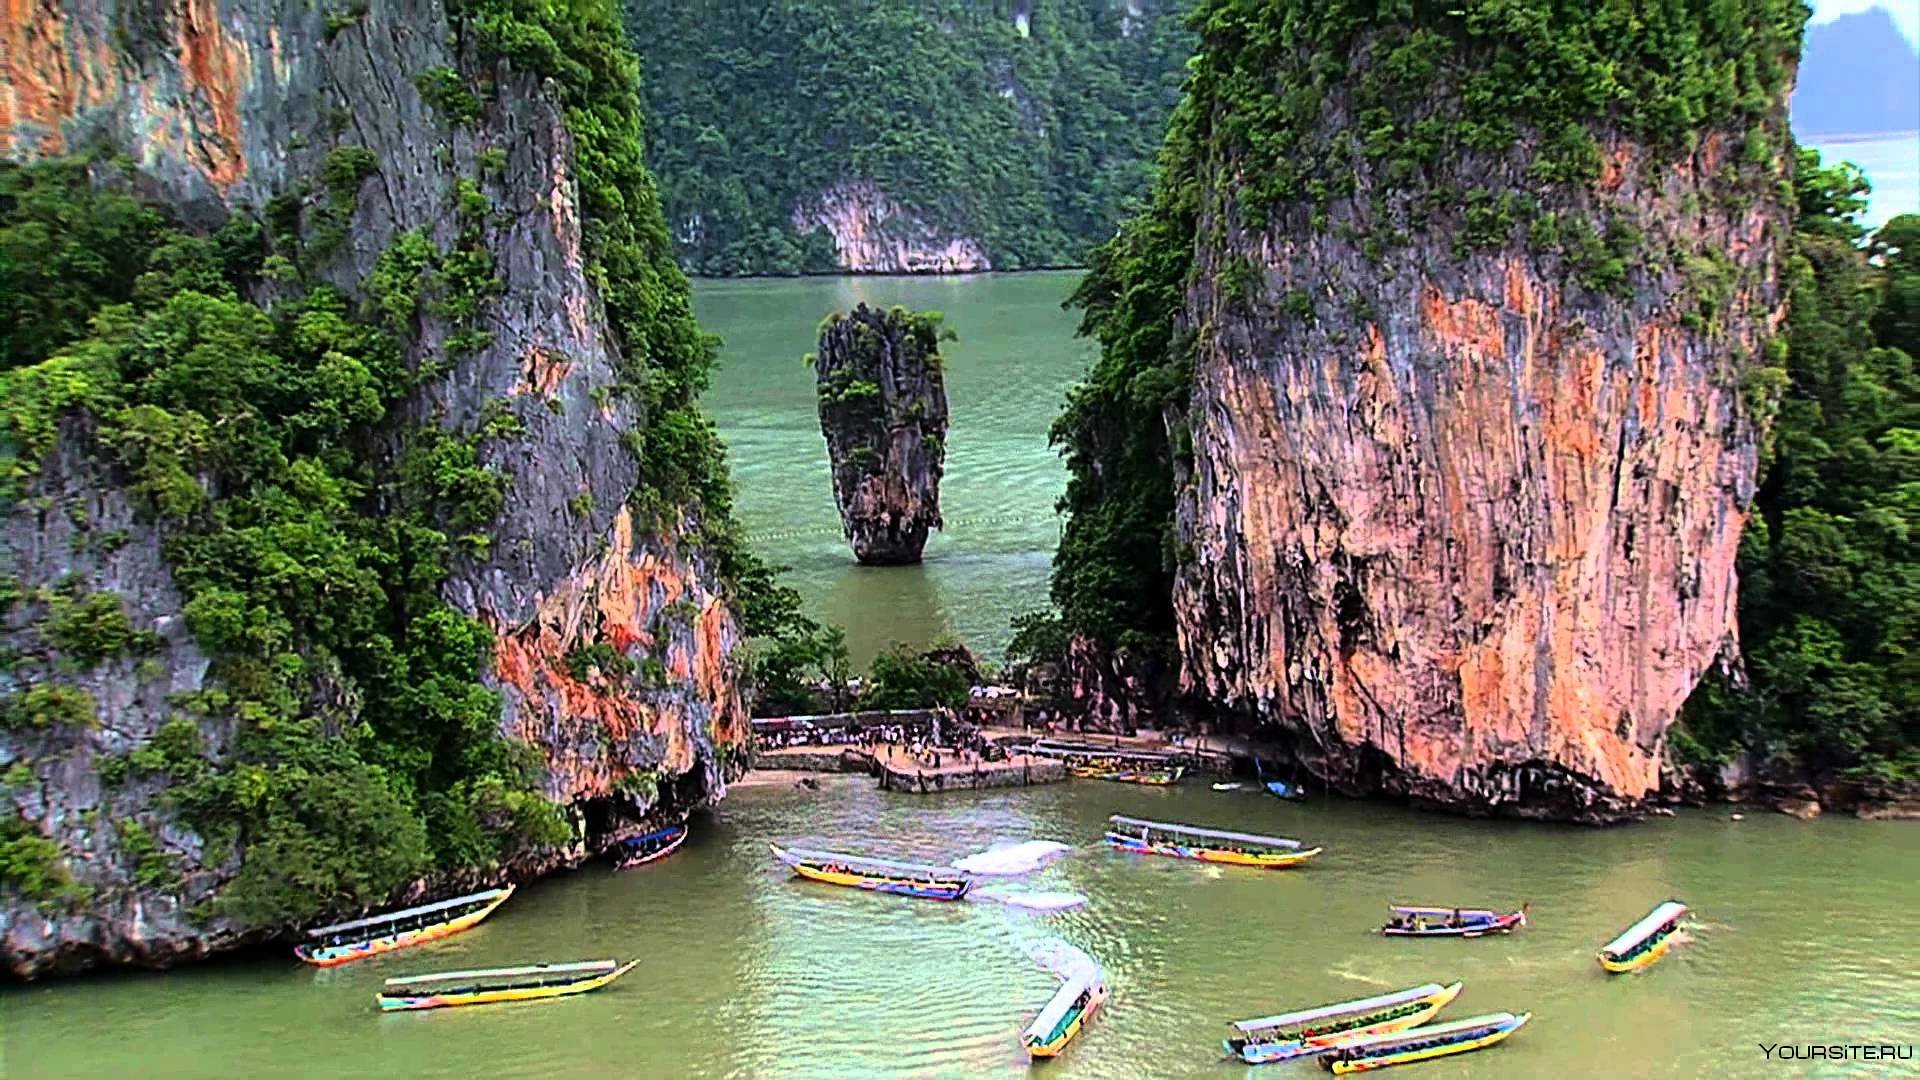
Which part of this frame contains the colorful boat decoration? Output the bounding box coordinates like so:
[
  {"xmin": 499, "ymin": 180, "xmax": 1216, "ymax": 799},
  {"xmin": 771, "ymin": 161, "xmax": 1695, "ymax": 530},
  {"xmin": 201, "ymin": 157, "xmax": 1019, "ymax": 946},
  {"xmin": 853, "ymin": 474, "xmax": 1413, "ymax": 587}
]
[
  {"xmin": 616, "ymin": 824, "xmax": 688, "ymax": 869},
  {"xmin": 1318, "ymin": 1011, "xmax": 1530, "ymax": 1073},
  {"xmin": 1225, "ymin": 982, "xmax": 1464, "ymax": 1065},
  {"xmin": 376, "ymin": 959, "xmax": 639, "ymax": 1012},
  {"xmin": 1104, "ymin": 814, "xmax": 1321, "ymax": 869},
  {"xmin": 1598, "ymin": 900, "xmax": 1688, "ymax": 973},
  {"xmin": 1022, "ymin": 940, "xmax": 1107, "ymax": 1059},
  {"xmin": 1074, "ymin": 765, "xmax": 1186, "ymax": 785},
  {"xmin": 769, "ymin": 843, "xmax": 974, "ymax": 901},
  {"xmin": 1381, "ymin": 904, "xmax": 1527, "ymax": 938},
  {"xmin": 295, "ymin": 886, "xmax": 515, "ymax": 967}
]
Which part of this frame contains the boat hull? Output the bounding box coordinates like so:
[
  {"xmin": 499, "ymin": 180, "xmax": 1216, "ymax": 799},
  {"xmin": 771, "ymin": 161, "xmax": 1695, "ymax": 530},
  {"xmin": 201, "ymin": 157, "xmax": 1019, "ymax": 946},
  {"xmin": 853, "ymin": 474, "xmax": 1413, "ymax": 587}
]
[
  {"xmin": 377, "ymin": 959, "xmax": 639, "ymax": 1012},
  {"xmin": 1382, "ymin": 912, "xmax": 1525, "ymax": 938},
  {"xmin": 1105, "ymin": 833, "xmax": 1319, "ymax": 869},
  {"xmin": 1325, "ymin": 1013, "xmax": 1530, "ymax": 1074},
  {"xmin": 295, "ymin": 887, "xmax": 515, "ymax": 967},
  {"xmin": 1231, "ymin": 983, "xmax": 1464, "ymax": 1065},
  {"xmin": 1024, "ymin": 982, "xmax": 1108, "ymax": 1058},
  {"xmin": 772, "ymin": 845, "xmax": 972, "ymax": 900},
  {"xmin": 1599, "ymin": 935, "xmax": 1673, "ymax": 973},
  {"xmin": 617, "ymin": 826, "xmax": 687, "ymax": 870}
]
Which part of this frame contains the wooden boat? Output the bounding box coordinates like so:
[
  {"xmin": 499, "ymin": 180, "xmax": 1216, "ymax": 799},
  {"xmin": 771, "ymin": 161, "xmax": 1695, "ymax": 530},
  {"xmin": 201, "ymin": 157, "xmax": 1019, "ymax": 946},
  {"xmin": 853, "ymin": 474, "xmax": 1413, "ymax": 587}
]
[
  {"xmin": 1021, "ymin": 945, "xmax": 1113, "ymax": 1053},
  {"xmin": 1104, "ymin": 814, "xmax": 1321, "ymax": 869},
  {"xmin": 616, "ymin": 824, "xmax": 687, "ymax": 869},
  {"xmin": 1598, "ymin": 900, "xmax": 1688, "ymax": 973},
  {"xmin": 1318, "ymin": 1011, "xmax": 1530, "ymax": 1073},
  {"xmin": 769, "ymin": 843, "xmax": 973, "ymax": 901},
  {"xmin": 1226, "ymin": 982, "xmax": 1464, "ymax": 1064},
  {"xmin": 1381, "ymin": 904, "xmax": 1527, "ymax": 938},
  {"xmin": 295, "ymin": 886, "xmax": 514, "ymax": 967},
  {"xmin": 376, "ymin": 959, "xmax": 639, "ymax": 1011}
]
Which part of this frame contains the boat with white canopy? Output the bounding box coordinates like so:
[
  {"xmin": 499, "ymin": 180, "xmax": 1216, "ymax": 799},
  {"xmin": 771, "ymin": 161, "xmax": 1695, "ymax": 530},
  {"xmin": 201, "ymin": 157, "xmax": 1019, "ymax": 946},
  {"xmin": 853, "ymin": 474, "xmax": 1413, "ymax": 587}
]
[
  {"xmin": 295, "ymin": 886, "xmax": 515, "ymax": 967},
  {"xmin": 1225, "ymin": 982, "xmax": 1463, "ymax": 1064},
  {"xmin": 1598, "ymin": 900, "xmax": 1688, "ymax": 973},
  {"xmin": 1104, "ymin": 815, "xmax": 1321, "ymax": 868}
]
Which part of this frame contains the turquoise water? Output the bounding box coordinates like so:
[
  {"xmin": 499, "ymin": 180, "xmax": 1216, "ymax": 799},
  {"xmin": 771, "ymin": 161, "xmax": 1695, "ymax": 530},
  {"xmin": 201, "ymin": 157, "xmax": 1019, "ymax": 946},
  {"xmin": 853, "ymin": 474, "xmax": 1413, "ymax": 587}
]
[{"xmin": 6, "ymin": 782, "xmax": 1914, "ymax": 1077}]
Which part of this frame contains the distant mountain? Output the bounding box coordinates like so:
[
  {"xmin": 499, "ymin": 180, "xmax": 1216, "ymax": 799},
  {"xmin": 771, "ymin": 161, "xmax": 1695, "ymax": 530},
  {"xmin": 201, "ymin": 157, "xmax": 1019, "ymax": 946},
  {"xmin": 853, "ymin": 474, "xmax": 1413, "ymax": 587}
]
[{"xmin": 1793, "ymin": 8, "xmax": 1920, "ymax": 136}]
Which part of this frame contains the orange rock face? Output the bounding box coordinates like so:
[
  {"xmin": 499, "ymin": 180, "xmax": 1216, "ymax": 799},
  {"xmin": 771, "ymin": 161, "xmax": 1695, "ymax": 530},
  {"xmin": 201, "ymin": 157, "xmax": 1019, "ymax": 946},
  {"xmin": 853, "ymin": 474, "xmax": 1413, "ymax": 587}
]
[
  {"xmin": 485, "ymin": 508, "xmax": 746, "ymax": 803},
  {"xmin": 1174, "ymin": 132, "xmax": 1789, "ymax": 820}
]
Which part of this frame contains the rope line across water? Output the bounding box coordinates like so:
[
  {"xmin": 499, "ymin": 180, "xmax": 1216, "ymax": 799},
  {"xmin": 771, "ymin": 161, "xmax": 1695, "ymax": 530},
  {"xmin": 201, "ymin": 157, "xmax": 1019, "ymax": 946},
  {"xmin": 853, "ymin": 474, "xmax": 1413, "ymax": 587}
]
[{"xmin": 742, "ymin": 513, "xmax": 1058, "ymax": 543}]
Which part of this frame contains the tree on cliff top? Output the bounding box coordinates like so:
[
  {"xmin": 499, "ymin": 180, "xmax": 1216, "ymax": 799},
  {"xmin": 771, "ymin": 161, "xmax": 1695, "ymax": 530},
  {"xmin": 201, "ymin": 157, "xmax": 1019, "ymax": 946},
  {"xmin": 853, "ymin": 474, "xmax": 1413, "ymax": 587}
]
[{"xmin": 1681, "ymin": 155, "xmax": 1919, "ymax": 787}]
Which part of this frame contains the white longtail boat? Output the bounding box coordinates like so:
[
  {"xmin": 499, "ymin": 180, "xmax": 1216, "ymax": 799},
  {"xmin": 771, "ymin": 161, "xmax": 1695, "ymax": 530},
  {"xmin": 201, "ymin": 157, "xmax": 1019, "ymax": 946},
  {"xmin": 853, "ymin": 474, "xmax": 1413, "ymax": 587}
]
[
  {"xmin": 377, "ymin": 959, "xmax": 639, "ymax": 1011},
  {"xmin": 1226, "ymin": 982, "xmax": 1464, "ymax": 1064},
  {"xmin": 1598, "ymin": 900, "xmax": 1689, "ymax": 973},
  {"xmin": 296, "ymin": 886, "xmax": 514, "ymax": 967},
  {"xmin": 1105, "ymin": 815, "xmax": 1321, "ymax": 869}
]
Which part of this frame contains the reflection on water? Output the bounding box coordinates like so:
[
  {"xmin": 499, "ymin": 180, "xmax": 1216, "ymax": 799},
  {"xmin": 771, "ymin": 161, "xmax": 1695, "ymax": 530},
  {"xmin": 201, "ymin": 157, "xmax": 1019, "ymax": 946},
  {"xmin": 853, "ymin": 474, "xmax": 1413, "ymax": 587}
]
[
  {"xmin": 697, "ymin": 273, "xmax": 1090, "ymax": 665},
  {"xmin": 7, "ymin": 782, "xmax": 1914, "ymax": 1079}
]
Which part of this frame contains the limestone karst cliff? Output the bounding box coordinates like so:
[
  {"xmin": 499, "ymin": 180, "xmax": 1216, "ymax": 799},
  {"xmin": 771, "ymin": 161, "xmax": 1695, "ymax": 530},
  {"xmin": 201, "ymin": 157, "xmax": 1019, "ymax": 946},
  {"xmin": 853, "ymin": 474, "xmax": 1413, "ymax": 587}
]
[
  {"xmin": 0, "ymin": 1, "xmax": 748, "ymax": 976},
  {"xmin": 1055, "ymin": 0, "xmax": 1804, "ymax": 820},
  {"xmin": 813, "ymin": 304, "xmax": 951, "ymax": 564}
]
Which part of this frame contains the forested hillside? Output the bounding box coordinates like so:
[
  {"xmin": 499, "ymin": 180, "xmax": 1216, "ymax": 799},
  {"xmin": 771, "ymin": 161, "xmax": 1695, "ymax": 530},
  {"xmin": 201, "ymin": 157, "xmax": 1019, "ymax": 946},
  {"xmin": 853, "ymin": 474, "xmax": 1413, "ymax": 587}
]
[{"xmin": 627, "ymin": 0, "xmax": 1191, "ymax": 275}]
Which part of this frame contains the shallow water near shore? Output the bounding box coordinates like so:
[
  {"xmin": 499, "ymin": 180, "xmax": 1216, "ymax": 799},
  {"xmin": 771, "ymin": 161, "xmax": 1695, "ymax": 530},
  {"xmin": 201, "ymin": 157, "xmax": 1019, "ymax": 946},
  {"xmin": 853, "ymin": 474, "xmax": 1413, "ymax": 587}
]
[{"xmin": 6, "ymin": 781, "xmax": 1913, "ymax": 1078}]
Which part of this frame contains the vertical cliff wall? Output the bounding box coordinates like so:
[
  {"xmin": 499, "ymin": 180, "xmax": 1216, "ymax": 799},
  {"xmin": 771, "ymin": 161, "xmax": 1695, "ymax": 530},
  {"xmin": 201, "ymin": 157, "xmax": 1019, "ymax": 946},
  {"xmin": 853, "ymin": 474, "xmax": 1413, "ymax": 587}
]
[
  {"xmin": 1, "ymin": 0, "xmax": 747, "ymax": 975},
  {"xmin": 1061, "ymin": 2, "xmax": 1803, "ymax": 819}
]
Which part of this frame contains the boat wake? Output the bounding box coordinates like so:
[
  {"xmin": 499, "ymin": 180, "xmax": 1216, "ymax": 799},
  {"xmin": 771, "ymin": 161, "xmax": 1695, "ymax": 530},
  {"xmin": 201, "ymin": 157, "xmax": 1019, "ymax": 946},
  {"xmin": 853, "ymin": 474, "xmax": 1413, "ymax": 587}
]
[
  {"xmin": 970, "ymin": 887, "xmax": 1089, "ymax": 913},
  {"xmin": 950, "ymin": 840, "xmax": 1073, "ymax": 876},
  {"xmin": 1325, "ymin": 967, "xmax": 1395, "ymax": 988},
  {"xmin": 1026, "ymin": 938, "xmax": 1101, "ymax": 982}
]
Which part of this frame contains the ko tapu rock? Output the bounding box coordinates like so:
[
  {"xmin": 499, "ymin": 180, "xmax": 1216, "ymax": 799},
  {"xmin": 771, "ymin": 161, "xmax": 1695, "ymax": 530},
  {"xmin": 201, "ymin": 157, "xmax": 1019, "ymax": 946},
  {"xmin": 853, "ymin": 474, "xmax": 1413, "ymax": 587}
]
[{"xmin": 812, "ymin": 304, "xmax": 951, "ymax": 564}]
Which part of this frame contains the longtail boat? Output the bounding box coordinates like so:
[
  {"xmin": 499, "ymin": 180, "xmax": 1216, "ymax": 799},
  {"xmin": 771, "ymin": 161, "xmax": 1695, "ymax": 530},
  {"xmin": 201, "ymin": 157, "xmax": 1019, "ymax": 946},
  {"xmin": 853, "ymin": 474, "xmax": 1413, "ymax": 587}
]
[
  {"xmin": 1318, "ymin": 1011, "xmax": 1530, "ymax": 1073},
  {"xmin": 1022, "ymin": 940, "xmax": 1107, "ymax": 1058},
  {"xmin": 616, "ymin": 824, "xmax": 687, "ymax": 869},
  {"xmin": 295, "ymin": 886, "xmax": 514, "ymax": 967},
  {"xmin": 1023, "ymin": 972, "xmax": 1108, "ymax": 1057},
  {"xmin": 376, "ymin": 959, "xmax": 639, "ymax": 1011},
  {"xmin": 1598, "ymin": 900, "xmax": 1688, "ymax": 973},
  {"xmin": 1074, "ymin": 765, "xmax": 1185, "ymax": 785},
  {"xmin": 1104, "ymin": 815, "xmax": 1321, "ymax": 869},
  {"xmin": 1225, "ymin": 982, "xmax": 1464, "ymax": 1065},
  {"xmin": 769, "ymin": 843, "xmax": 973, "ymax": 900},
  {"xmin": 1381, "ymin": 904, "xmax": 1527, "ymax": 938}
]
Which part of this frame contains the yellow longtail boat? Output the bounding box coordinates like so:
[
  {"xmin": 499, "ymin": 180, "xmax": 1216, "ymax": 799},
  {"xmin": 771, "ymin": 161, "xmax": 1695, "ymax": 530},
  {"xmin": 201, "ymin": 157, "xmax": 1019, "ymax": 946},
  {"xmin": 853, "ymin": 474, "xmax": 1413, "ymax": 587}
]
[
  {"xmin": 295, "ymin": 886, "xmax": 514, "ymax": 967},
  {"xmin": 376, "ymin": 959, "xmax": 639, "ymax": 1011},
  {"xmin": 1226, "ymin": 982, "xmax": 1465, "ymax": 1064},
  {"xmin": 1104, "ymin": 815, "xmax": 1321, "ymax": 868},
  {"xmin": 1598, "ymin": 900, "xmax": 1688, "ymax": 973},
  {"xmin": 1319, "ymin": 1012, "xmax": 1530, "ymax": 1073},
  {"xmin": 1021, "ymin": 939, "xmax": 1107, "ymax": 1059}
]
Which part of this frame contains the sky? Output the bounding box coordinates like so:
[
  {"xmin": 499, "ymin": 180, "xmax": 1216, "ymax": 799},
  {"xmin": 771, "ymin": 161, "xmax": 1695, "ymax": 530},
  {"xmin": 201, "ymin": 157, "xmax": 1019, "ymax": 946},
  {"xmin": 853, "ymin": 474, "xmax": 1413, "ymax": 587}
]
[{"xmin": 1809, "ymin": 0, "xmax": 1919, "ymax": 49}]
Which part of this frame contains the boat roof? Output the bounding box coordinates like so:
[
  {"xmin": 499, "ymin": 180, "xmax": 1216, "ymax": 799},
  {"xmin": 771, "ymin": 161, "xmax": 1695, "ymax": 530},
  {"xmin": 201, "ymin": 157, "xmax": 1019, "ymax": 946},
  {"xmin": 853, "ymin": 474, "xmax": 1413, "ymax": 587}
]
[
  {"xmin": 625, "ymin": 824, "xmax": 685, "ymax": 845},
  {"xmin": 1031, "ymin": 742, "xmax": 1173, "ymax": 762},
  {"xmin": 1229, "ymin": 983, "xmax": 1447, "ymax": 1034},
  {"xmin": 1107, "ymin": 815, "xmax": 1303, "ymax": 850},
  {"xmin": 1024, "ymin": 972, "xmax": 1100, "ymax": 1040},
  {"xmin": 1601, "ymin": 901, "xmax": 1688, "ymax": 955},
  {"xmin": 1331, "ymin": 1012, "xmax": 1520, "ymax": 1052},
  {"xmin": 1390, "ymin": 905, "xmax": 1503, "ymax": 918},
  {"xmin": 383, "ymin": 960, "xmax": 617, "ymax": 987},
  {"xmin": 776, "ymin": 845, "xmax": 966, "ymax": 878},
  {"xmin": 304, "ymin": 886, "xmax": 510, "ymax": 937}
]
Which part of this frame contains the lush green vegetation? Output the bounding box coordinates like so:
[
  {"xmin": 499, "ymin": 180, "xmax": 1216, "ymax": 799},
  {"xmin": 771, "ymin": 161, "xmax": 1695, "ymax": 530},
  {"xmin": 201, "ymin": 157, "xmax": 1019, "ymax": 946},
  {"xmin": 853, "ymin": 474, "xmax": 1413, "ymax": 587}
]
[
  {"xmin": 0, "ymin": 153, "xmax": 557, "ymax": 923},
  {"xmin": 0, "ymin": 814, "xmax": 89, "ymax": 907},
  {"xmin": 0, "ymin": 0, "xmax": 785, "ymax": 923},
  {"xmin": 627, "ymin": 0, "xmax": 1192, "ymax": 274},
  {"xmin": 1679, "ymin": 157, "xmax": 1918, "ymax": 787},
  {"xmin": 860, "ymin": 644, "xmax": 975, "ymax": 712}
]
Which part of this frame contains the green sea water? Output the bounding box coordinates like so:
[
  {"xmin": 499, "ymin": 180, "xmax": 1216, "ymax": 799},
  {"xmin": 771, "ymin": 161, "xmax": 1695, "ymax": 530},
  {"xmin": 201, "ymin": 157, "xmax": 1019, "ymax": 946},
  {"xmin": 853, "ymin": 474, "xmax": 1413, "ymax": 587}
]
[
  {"xmin": 6, "ymin": 781, "xmax": 1913, "ymax": 1077},
  {"xmin": 696, "ymin": 271, "xmax": 1090, "ymax": 666}
]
